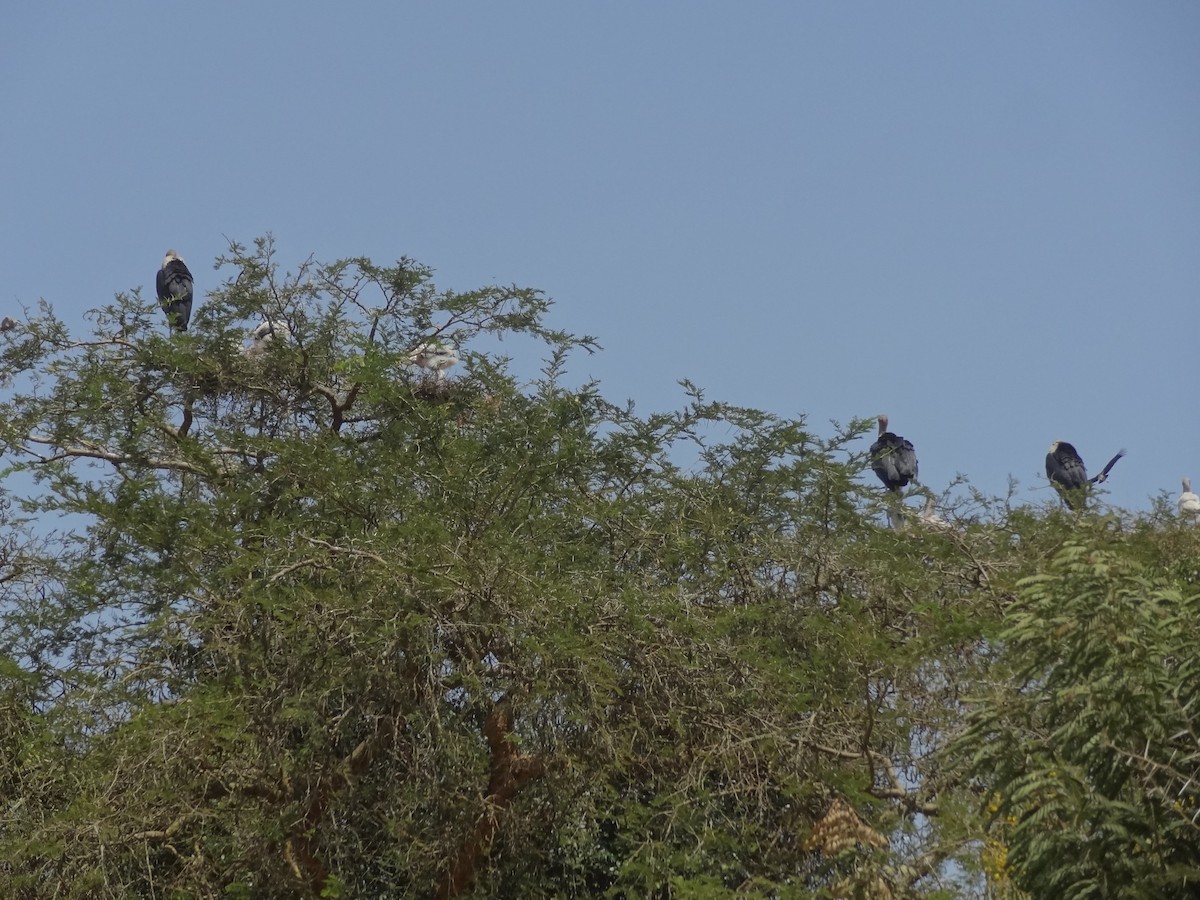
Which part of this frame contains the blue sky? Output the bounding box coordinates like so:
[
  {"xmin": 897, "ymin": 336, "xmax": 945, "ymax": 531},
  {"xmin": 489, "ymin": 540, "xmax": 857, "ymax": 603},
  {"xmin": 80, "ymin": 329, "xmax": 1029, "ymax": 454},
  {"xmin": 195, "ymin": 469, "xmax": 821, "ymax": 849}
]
[{"xmin": 2, "ymin": 2, "xmax": 1197, "ymax": 512}]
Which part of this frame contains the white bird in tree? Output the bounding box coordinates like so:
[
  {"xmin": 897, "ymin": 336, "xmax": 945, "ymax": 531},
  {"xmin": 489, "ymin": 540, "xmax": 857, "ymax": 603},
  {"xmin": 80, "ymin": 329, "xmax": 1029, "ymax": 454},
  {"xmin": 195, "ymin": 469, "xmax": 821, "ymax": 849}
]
[
  {"xmin": 409, "ymin": 341, "xmax": 459, "ymax": 382},
  {"xmin": 244, "ymin": 319, "xmax": 291, "ymax": 358},
  {"xmin": 1179, "ymin": 477, "xmax": 1200, "ymax": 522},
  {"xmin": 916, "ymin": 494, "xmax": 951, "ymax": 531}
]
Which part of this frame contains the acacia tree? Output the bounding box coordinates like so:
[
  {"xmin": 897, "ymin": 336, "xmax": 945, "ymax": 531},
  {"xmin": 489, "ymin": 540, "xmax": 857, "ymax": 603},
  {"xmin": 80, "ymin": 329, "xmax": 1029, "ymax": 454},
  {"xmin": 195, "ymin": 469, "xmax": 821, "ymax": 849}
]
[
  {"xmin": 959, "ymin": 517, "xmax": 1200, "ymax": 899},
  {"xmin": 0, "ymin": 238, "xmax": 1189, "ymax": 899}
]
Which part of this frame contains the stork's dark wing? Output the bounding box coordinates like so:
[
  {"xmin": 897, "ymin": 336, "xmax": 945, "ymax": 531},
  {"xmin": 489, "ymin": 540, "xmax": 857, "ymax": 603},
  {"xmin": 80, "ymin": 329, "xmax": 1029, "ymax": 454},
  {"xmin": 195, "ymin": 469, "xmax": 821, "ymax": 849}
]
[
  {"xmin": 870, "ymin": 434, "xmax": 917, "ymax": 491},
  {"xmin": 1046, "ymin": 448, "xmax": 1087, "ymax": 490},
  {"xmin": 1090, "ymin": 449, "xmax": 1126, "ymax": 484},
  {"xmin": 896, "ymin": 438, "xmax": 918, "ymax": 484},
  {"xmin": 157, "ymin": 261, "xmax": 193, "ymax": 300},
  {"xmin": 157, "ymin": 261, "xmax": 195, "ymax": 331}
]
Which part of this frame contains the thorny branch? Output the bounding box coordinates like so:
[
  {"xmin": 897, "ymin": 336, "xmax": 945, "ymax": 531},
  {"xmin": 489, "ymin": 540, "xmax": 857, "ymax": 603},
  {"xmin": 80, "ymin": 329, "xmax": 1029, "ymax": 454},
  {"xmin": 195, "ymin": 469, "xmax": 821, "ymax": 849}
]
[
  {"xmin": 22, "ymin": 434, "xmax": 209, "ymax": 477},
  {"xmin": 808, "ymin": 741, "xmax": 940, "ymax": 816},
  {"xmin": 434, "ymin": 697, "xmax": 545, "ymax": 900}
]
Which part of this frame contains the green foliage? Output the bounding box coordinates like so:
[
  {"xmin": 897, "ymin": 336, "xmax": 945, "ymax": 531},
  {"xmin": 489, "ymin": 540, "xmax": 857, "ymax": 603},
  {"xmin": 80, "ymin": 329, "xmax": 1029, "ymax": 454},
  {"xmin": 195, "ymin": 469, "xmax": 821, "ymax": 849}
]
[
  {"xmin": 960, "ymin": 524, "xmax": 1200, "ymax": 898},
  {"xmin": 0, "ymin": 238, "xmax": 1194, "ymax": 898}
]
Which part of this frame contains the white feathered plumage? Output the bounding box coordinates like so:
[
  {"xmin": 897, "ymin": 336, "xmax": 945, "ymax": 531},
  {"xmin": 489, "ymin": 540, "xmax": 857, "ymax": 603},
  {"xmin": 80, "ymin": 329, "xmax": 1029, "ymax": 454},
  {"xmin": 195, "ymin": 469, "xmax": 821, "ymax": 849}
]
[
  {"xmin": 916, "ymin": 495, "xmax": 951, "ymax": 531},
  {"xmin": 1179, "ymin": 477, "xmax": 1200, "ymax": 522},
  {"xmin": 244, "ymin": 320, "xmax": 291, "ymax": 357},
  {"xmin": 409, "ymin": 341, "xmax": 459, "ymax": 381}
]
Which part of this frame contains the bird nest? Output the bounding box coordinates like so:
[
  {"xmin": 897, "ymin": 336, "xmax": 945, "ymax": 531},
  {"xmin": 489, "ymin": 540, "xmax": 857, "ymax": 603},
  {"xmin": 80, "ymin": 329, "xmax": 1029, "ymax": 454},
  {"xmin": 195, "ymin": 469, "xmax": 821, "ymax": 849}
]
[{"xmin": 412, "ymin": 376, "xmax": 458, "ymax": 404}]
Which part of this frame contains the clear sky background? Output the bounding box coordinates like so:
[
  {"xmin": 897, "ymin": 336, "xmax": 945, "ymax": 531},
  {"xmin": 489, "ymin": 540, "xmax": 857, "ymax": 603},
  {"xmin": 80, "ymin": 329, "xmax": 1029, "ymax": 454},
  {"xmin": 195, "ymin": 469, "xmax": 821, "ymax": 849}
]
[{"xmin": 2, "ymin": 2, "xmax": 1196, "ymax": 513}]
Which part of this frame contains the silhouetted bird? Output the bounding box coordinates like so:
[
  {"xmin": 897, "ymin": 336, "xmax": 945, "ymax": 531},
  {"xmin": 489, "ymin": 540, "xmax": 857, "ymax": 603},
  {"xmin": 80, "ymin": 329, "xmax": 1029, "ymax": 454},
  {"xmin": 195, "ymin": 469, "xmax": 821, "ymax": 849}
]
[
  {"xmin": 156, "ymin": 250, "xmax": 194, "ymax": 332},
  {"xmin": 870, "ymin": 415, "xmax": 918, "ymax": 492},
  {"xmin": 1045, "ymin": 441, "xmax": 1125, "ymax": 510}
]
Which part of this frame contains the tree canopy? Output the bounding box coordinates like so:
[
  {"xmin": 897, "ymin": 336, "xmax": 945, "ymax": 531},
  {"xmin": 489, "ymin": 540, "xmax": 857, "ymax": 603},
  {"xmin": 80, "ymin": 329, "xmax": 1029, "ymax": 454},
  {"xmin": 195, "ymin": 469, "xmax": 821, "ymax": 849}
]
[{"xmin": 1, "ymin": 238, "xmax": 1197, "ymax": 898}]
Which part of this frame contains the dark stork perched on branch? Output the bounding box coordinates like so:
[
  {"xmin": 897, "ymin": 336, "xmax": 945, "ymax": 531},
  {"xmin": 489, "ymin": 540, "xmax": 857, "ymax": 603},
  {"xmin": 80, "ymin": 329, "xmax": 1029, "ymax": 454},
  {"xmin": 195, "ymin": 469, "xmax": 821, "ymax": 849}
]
[
  {"xmin": 870, "ymin": 415, "xmax": 918, "ymax": 529},
  {"xmin": 870, "ymin": 415, "xmax": 918, "ymax": 493},
  {"xmin": 1045, "ymin": 441, "xmax": 1125, "ymax": 510},
  {"xmin": 156, "ymin": 250, "xmax": 194, "ymax": 332}
]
